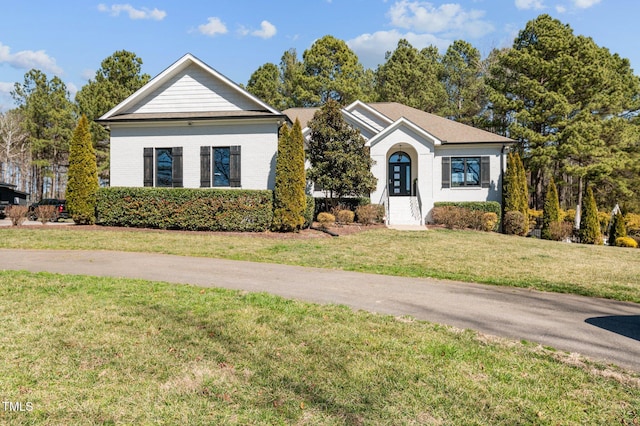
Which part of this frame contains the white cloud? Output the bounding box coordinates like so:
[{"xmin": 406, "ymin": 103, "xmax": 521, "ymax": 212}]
[
  {"xmin": 0, "ymin": 82, "xmax": 15, "ymax": 112},
  {"xmin": 387, "ymin": 1, "xmax": 494, "ymax": 38},
  {"xmin": 556, "ymin": 5, "xmax": 567, "ymax": 13},
  {"xmin": 198, "ymin": 17, "xmax": 228, "ymax": 37},
  {"xmin": 348, "ymin": 30, "xmax": 451, "ymax": 69},
  {"xmin": 514, "ymin": 0, "xmax": 545, "ymax": 10},
  {"xmin": 0, "ymin": 42, "xmax": 63, "ymax": 75},
  {"xmin": 251, "ymin": 20, "xmax": 277, "ymax": 39},
  {"xmin": 97, "ymin": 3, "xmax": 166, "ymax": 20},
  {"xmin": 572, "ymin": 0, "xmax": 601, "ymax": 8}
]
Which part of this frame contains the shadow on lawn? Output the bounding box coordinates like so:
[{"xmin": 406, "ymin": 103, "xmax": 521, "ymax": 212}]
[{"xmin": 585, "ymin": 315, "xmax": 640, "ymax": 341}]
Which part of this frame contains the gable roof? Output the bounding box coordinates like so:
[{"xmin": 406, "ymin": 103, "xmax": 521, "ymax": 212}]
[
  {"xmin": 283, "ymin": 101, "xmax": 514, "ymax": 145},
  {"xmin": 99, "ymin": 53, "xmax": 283, "ymax": 123}
]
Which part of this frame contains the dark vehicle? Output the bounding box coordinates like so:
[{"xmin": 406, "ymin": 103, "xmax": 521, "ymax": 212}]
[
  {"xmin": 28, "ymin": 199, "xmax": 69, "ymax": 222},
  {"xmin": 0, "ymin": 182, "xmax": 29, "ymax": 219}
]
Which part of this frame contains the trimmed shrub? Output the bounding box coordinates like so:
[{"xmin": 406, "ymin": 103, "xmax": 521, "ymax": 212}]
[
  {"xmin": 481, "ymin": 212, "xmax": 499, "ymax": 232},
  {"xmin": 314, "ymin": 197, "xmax": 369, "ymax": 218},
  {"xmin": 317, "ymin": 212, "xmax": 335, "ymax": 229},
  {"xmin": 303, "ymin": 196, "xmax": 315, "ymax": 229},
  {"xmin": 335, "ymin": 209, "xmax": 355, "ymax": 224},
  {"xmin": 503, "ymin": 210, "xmax": 528, "ymax": 236},
  {"xmin": 355, "ymin": 204, "xmax": 384, "ymax": 225},
  {"xmin": 433, "ymin": 202, "xmax": 501, "ymax": 231},
  {"xmin": 549, "ymin": 221, "xmax": 573, "ymax": 241},
  {"xmin": 6, "ymin": 205, "xmax": 28, "ymax": 226},
  {"xmin": 563, "ymin": 209, "xmax": 576, "ymax": 224},
  {"xmin": 615, "ymin": 236, "xmax": 638, "ymax": 248},
  {"xmin": 35, "ymin": 205, "xmax": 57, "ymax": 224},
  {"xmin": 96, "ymin": 187, "xmax": 273, "ymax": 232}
]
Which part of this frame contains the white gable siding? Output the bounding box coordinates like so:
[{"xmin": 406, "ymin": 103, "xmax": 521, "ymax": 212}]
[
  {"xmin": 349, "ymin": 107, "xmax": 390, "ymax": 132},
  {"xmin": 109, "ymin": 121, "xmax": 278, "ymax": 189},
  {"xmin": 124, "ymin": 64, "xmax": 258, "ymax": 114}
]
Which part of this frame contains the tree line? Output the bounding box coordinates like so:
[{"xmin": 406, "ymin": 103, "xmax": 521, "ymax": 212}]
[{"xmin": 1, "ymin": 14, "xmax": 638, "ymax": 213}]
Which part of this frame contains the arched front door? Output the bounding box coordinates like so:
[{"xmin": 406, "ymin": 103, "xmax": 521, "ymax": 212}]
[{"xmin": 389, "ymin": 151, "xmax": 411, "ymax": 196}]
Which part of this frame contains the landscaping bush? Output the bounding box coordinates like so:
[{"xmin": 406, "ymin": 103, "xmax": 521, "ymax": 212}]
[
  {"xmin": 314, "ymin": 197, "xmax": 369, "ymax": 218},
  {"xmin": 317, "ymin": 212, "xmax": 335, "ymax": 229},
  {"xmin": 615, "ymin": 236, "xmax": 638, "ymax": 248},
  {"xmin": 563, "ymin": 209, "xmax": 576, "ymax": 224},
  {"xmin": 431, "ymin": 204, "xmax": 500, "ymax": 232},
  {"xmin": 35, "ymin": 205, "xmax": 57, "ymax": 224},
  {"xmin": 434, "ymin": 201, "xmax": 501, "ymax": 228},
  {"xmin": 335, "ymin": 209, "xmax": 355, "ymax": 224},
  {"xmin": 549, "ymin": 221, "xmax": 573, "ymax": 241},
  {"xmin": 6, "ymin": 205, "xmax": 28, "ymax": 226},
  {"xmin": 96, "ymin": 187, "xmax": 273, "ymax": 232},
  {"xmin": 503, "ymin": 210, "xmax": 528, "ymax": 236},
  {"xmin": 355, "ymin": 204, "xmax": 384, "ymax": 225},
  {"xmin": 303, "ymin": 196, "xmax": 315, "ymax": 229}
]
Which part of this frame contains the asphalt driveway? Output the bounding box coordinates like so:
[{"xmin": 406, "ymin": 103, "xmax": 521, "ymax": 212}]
[{"xmin": 1, "ymin": 248, "xmax": 639, "ymax": 372}]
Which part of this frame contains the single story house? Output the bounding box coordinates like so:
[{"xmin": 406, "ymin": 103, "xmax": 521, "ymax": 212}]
[{"xmin": 99, "ymin": 53, "xmax": 515, "ymax": 226}]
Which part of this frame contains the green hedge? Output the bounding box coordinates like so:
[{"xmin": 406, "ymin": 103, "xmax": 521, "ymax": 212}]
[
  {"xmin": 96, "ymin": 187, "xmax": 273, "ymax": 232},
  {"xmin": 434, "ymin": 201, "xmax": 502, "ymax": 228}
]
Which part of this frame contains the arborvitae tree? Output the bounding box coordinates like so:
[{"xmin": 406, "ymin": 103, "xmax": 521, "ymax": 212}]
[
  {"xmin": 541, "ymin": 177, "xmax": 560, "ymax": 240},
  {"xmin": 579, "ymin": 185, "xmax": 602, "ymax": 244},
  {"xmin": 66, "ymin": 115, "xmax": 99, "ymax": 225},
  {"xmin": 609, "ymin": 211, "xmax": 627, "ymax": 246},
  {"xmin": 504, "ymin": 152, "xmax": 528, "ymax": 217},
  {"xmin": 515, "ymin": 152, "xmax": 529, "ymax": 219},
  {"xmin": 272, "ymin": 119, "xmax": 306, "ymax": 232}
]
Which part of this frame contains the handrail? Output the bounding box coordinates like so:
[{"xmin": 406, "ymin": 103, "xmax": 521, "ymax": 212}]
[
  {"xmin": 413, "ymin": 184, "xmax": 423, "ymax": 225},
  {"xmin": 380, "ymin": 185, "xmax": 389, "ymax": 225}
]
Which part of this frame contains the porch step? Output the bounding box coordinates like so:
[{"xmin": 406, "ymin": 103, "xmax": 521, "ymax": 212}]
[{"xmin": 388, "ymin": 197, "xmax": 422, "ymax": 226}]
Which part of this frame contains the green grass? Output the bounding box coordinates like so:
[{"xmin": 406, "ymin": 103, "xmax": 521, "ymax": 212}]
[
  {"xmin": 1, "ymin": 226, "xmax": 639, "ymax": 302},
  {"xmin": 1, "ymin": 271, "xmax": 638, "ymax": 425}
]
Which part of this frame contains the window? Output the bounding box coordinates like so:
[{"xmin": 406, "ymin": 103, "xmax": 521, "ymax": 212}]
[
  {"xmin": 213, "ymin": 147, "xmax": 230, "ymax": 187},
  {"xmin": 200, "ymin": 146, "xmax": 241, "ymax": 188},
  {"xmin": 155, "ymin": 148, "xmax": 173, "ymax": 187},
  {"xmin": 442, "ymin": 156, "xmax": 490, "ymax": 188},
  {"xmin": 451, "ymin": 157, "xmax": 480, "ymax": 187},
  {"xmin": 144, "ymin": 147, "xmax": 182, "ymax": 187}
]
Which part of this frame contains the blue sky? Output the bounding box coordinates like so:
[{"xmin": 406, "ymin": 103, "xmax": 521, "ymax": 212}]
[{"xmin": 0, "ymin": 0, "xmax": 635, "ymax": 111}]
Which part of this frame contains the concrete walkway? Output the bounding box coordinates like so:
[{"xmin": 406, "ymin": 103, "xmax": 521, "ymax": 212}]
[{"xmin": 1, "ymin": 248, "xmax": 639, "ymax": 372}]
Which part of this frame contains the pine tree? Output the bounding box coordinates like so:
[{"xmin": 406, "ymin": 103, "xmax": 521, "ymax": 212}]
[
  {"xmin": 609, "ymin": 211, "xmax": 627, "ymax": 246},
  {"xmin": 541, "ymin": 177, "xmax": 560, "ymax": 240},
  {"xmin": 272, "ymin": 119, "xmax": 306, "ymax": 232},
  {"xmin": 579, "ymin": 185, "xmax": 602, "ymax": 244},
  {"xmin": 66, "ymin": 115, "xmax": 99, "ymax": 225}
]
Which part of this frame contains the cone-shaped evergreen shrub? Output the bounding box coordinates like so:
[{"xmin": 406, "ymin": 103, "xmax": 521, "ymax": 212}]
[
  {"xmin": 272, "ymin": 119, "xmax": 306, "ymax": 232},
  {"xmin": 66, "ymin": 115, "xmax": 99, "ymax": 224},
  {"xmin": 503, "ymin": 152, "xmax": 528, "ymax": 227},
  {"xmin": 579, "ymin": 185, "xmax": 602, "ymax": 244},
  {"xmin": 541, "ymin": 177, "xmax": 560, "ymax": 240},
  {"xmin": 609, "ymin": 211, "xmax": 627, "ymax": 246}
]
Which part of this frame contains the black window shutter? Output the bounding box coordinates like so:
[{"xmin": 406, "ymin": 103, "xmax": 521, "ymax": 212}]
[
  {"xmin": 442, "ymin": 157, "xmax": 451, "ymax": 188},
  {"xmin": 200, "ymin": 146, "xmax": 211, "ymax": 187},
  {"xmin": 481, "ymin": 156, "xmax": 490, "ymax": 188},
  {"xmin": 172, "ymin": 147, "xmax": 183, "ymax": 187},
  {"xmin": 143, "ymin": 148, "xmax": 154, "ymax": 187},
  {"xmin": 230, "ymin": 145, "xmax": 241, "ymax": 187}
]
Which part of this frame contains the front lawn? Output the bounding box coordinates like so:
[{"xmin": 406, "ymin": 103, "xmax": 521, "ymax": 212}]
[
  {"xmin": 1, "ymin": 226, "xmax": 639, "ymax": 302},
  {"xmin": 1, "ymin": 271, "xmax": 638, "ymax": 425}
]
